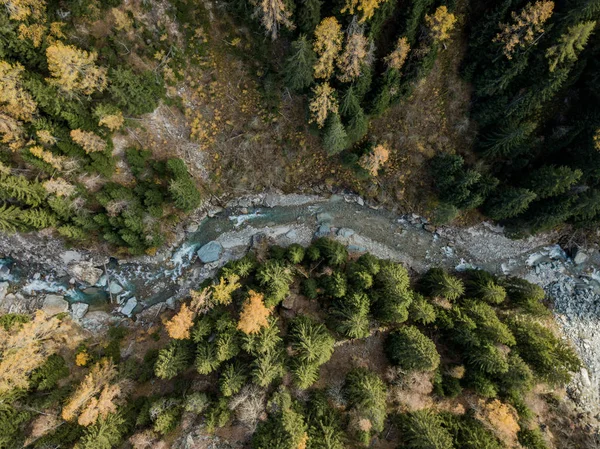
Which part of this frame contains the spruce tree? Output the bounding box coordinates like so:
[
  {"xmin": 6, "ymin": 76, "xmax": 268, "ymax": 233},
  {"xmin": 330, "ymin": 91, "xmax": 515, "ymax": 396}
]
[
  {"xmin": 399, "ymin": 409, "xmax": 453, "ymax": 449},
  {"xmin": 297, "ymin": 0, "xmax": 322, "ymax": 34},
  {"xmin": 284, "ymin": 35, "xmax": 316, "ymax": 91},
  {"xmin": 385, "ymin": 326, "xmax": 440, "ymax": 372},
  {"xmin": 155, "ymin": 340, "xmax": 192, "ymax": 379},
  {"xmin": 526, "ymin": 165, "xmax": 582, "ymax": 199},
  {"xmin": 484, "ymin": 187, "xmax": 537, "ymax": 220},
  {"xmin": 322, "ymin": 114, "xmax": 348, "ymax": 156}
]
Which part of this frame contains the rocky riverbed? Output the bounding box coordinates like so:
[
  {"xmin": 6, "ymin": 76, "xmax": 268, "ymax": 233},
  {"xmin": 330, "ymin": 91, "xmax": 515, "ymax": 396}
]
[{"xmin": 1, "ymin": 193, "xmax": 599, "ymax": 416}]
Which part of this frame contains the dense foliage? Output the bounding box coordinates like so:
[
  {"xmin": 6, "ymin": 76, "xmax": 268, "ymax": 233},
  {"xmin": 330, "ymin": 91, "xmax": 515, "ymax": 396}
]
[{"xmin": 0, "ymin": 240, "xmax": 582, "ymax": 448}]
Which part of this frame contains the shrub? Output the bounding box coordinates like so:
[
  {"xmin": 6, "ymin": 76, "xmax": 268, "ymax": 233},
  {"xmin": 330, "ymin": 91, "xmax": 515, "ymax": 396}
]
[
  {"xmin": 385, "ymin": 326, "xmax": 440, "ymax": 372},
  {"xmin": 420, "ymin": 268, "xmax": 464, "ymax": 301},
  {"xmin": 301, "ymin": 278, "xmax": 319, "ymax": 299}
]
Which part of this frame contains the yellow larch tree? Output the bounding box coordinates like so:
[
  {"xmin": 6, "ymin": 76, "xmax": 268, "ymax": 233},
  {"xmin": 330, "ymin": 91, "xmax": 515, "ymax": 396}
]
[
  {"xmin": 36, "ymin": 129, "xmax": 57, "ymax": 145},
  {"xmin": 211, "ymin": 274, "xmax": 241, "ymax": 305},
  {"xmin": 309, "ymin": 82, "xmax": 338, "ymax": 128},
  {"xmin": 0, "ymin": 310, "xmax": 76, "ymax": 393},
  {"xmin": 0, "ymin": 113, "xmax": 26, "ymax": 151},
  {"xmin": 46, "ymin": 42, "xmax": 107, "ymax": 94},
  {"xmin": 1, "ymin": 0, "xmax": 46, "ymax": 21},
  {"xmin": 98, "ymin": 111, "xmax": 124, "ymax": 131},
  {"xmin": 70, "ymin": 129, "xmax": 107, "ymax": 153},
  {"xmin": 18, "ymin": 23, "xmax": 46, "ymax": 48},
  {"xmin": 165, "ymin": 303, "xmax": 195, "ymax": 340},
  {"xmin": 0, "ymin": 60, "xmax": 38, "ymax": 122},
  {"xmin": 253, "ymin": 0, "xmax": 294, "ymax": 40},
  {"xmin": 425, "ymin": 6, "xmax": 457, "ymax": 42},
  {"xmin": 237, "ymin": 290, "xmax": 271, "ymax": 334},
  {"xmin": 189, "ymin": 287, "xmax": 212, "ymax": 314},
  {"xmin": 384, "ymin": 37, "xmax": 410, "ymax": 71},
  {"xmin": 62, "ymin": 358, "xmax": 128, "ymax": 426},
  {"xmin": 341, "ymin": 0, "xmax": 387, "ymax": 23},
  {"xmin": 359, "ymin": 143, "xmax": 390, "ymax": 176},
  {"xmin": 494, "ymin": 1, "xmax": 554, "ymax": 59},
  {"xmin": 313, "ymin": 17, "xmax": 343, "ymax": 79},
  {"xmin": 337, "ymin": 22, "xmax": 369, "ymax": 82},
  {"xmin": 29, "ymin": 145, "xmax": 67, "ymax": 170}
]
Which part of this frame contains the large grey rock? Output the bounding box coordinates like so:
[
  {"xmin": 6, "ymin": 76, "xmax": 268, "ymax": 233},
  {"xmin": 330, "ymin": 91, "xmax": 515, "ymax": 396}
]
[
  {"xmin": 42, "ymin": 294, "xmax": 69, "ymax": 315},
  {"xmin": 109, "ymin": 282, "xmax": 123, "ymax": 295},
  {"xmin": 197, "ymin": 241, "xmax": 223, "ymax": 263},
  {"xmin": 120, "ymin": 297, "xmax": 138, "ymax": 317},
  {"xmin": 574, "ymin": 250, "xmax": 589, "ymax": 265},
  {"xmin": 0, "ymin": 265, "xmax": 10, "ymax": 279},
  {"xmin": 136, "ymin": 302, "xmax": 166, "ymax": 322},
  {"xmin": 67, "ymin": 261, "xmax": 103, "ymax": 285},
  {"xmin": 80, "ymin": 311, "xmax": 114, "ymax": 333},
  {"xmin": 315, "ymin": 224, "xmax": 331, "ymax": 237},
  {"xmin": 60, "ymin": 250, "xmax": 82, "ymax": 266},
  {"xmin": 337, "ymin": 228, "xmax": 355, "ymax": 238},
  {"xmin": 71, "ymin": 302, "xmax": 89, "ymax": 320},
  {"xmin": 0, "ymin": 282, "xmax": 8, "ymax": 303}
]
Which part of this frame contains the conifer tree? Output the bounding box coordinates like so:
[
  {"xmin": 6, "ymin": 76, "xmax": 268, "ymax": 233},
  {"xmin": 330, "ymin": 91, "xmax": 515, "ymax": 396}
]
[
  {"xmin": 480, "ymin": 122, "xmax": 537, "ymax": 158},
  {"xmin": 399, "ymin": 410, "xmax": 453, "ymax": 449},
  {"xmin": 420, "ymin": 267, "xmax": 464, "ymax": 301},
  {"xmin": 526, "ymin": 165, "xmax": 582, "ymax": 199},
  {"xmin": 297, "ymin": 0, "xmax": 322, "ymax": 34},
  {"xmin": 46, "ymin": 42, "xmax": 108, "ymax": 94},
  {"xmin": 484, "ymin": 187, "xmax": 537, "ymax": 220},
  {"xmin": 155, "ymin": 340, "xmax": 192, "ymax": 379},
  {"xmin": 384, "ymin": 37, "xmax": 410, "ymax": 71},
  {"xmin": 0, "ymin": 60, "xmax": 37, "ymax": 121},
  {"xmin": 313, "ymin": 17, "xmax": 343, "ymax": 79},
  {"xmin": 385, "ymin": 326, "xmax": 440, "ymax": 372},
  {"xmin": 0, "ymin": 203, "xmax": 24, "ymax": 232},
  {"xmin": 284, "ymin": 35, "xmax": 316, "ymax": 91},
  {"xmin": 322, "ymin": 113, "xmax": 348, "ymax": 155},
  {"xmin": 546, "ymin": 21, "xmax": 596, "ymax": 72},
  {"xmin": 309, "ymin": 82, "xmax": 338, "ymax": 128},
  {"xmin": 337, "ymin": 20, "xmax": 369, "ymax": 82},
  {"xmin": 252, "ymin": 0, "xmax": 294, "ymax": 40},
  {"xmin": 341, "ymin": 0, "xmax": 387, "ymax": 23},
  {"xmin": 425, "ymin": 6, "xmax": 457, "ymax": 42}
]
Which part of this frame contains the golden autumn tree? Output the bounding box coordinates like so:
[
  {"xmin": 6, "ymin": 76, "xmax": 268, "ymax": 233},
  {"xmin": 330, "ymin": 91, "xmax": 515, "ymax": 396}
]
[
  {"xmin": 337, "ymin": 20, "xmax": 369, "ymax": 82},
  {"xmin": 165, "ymin": 303, "xmax": 195, "ymax": 340},
  {"xmin": 0, "ymin": 60, "xmax": 37, "ymax": 122},
  {"xmin": 0, "ymin": 113, "xmax": 26, "ymax": 151},
  {"xmin": 237, "ymin": 290, "xmax": 271, "ymax": 334},
  {"xmin": 29, "ymin": 146, "xmax": 67, "ymax": 170},
  {"xmin": 309, "ymin": 82, "xmax": 338, "ymax": 128},
  {"xmin": 62, "ymin": 358, "xmax": 129, "ymax": 426},
  {"xmin": 18, "ymin": 23, "xmax": 46, "ymax": 48},
  {"xmin": 1, "ymin": 0, "xmax": 46, "ymax": 21},
  {"xmin": 359, "ymin": 143, "xmax": 390, "ymax": 176},
  {"xmin": 384, "ymin": 37, "xmax": 410, "ymax": 71},
  {"xmin": 46, "ymin": 42, "xmax": 107, "ymax": 94},
  {"xmin": 0, "ymin": 310, "xmax": 76, "ymax": 393},
  {"xmin": 313, "ymin": 17, "xmax": 343, "ymax": 79},
  {"xmin": 341, "ymin": 0, "xmax": 387, "ymax": 23},
  {"xmin": 425, "ymin": 6, "xmax": 457, "ymax": 42},
  {"xmin": 494, "ymin": 1, "xmax": 554, "ymax": 59},
  {"xmin": 211, "ymin": 274, "xmax": 241, "ymax": 305},
  {"xmin": 98, "ymin": 111, "xmax": 124, "ymax": 131},
  {"xmin": 253, "ymin": 0, "xmax": 294, "ymax": 40},
  {"xmin": 70, "ymin": 129, "xmax": 107, "ymax": 153}
]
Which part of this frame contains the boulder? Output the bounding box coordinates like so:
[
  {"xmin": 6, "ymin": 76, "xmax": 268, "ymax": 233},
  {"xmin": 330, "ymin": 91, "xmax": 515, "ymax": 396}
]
[
  {"xmin": 71, "ymin": 302, "xmax": 89, "ymax": 320},
  {"xmin": 80, "ymin": 311, "xmax": 114, "ymax": 333},
  {"xmin": 136, "ymin": 302, "xmax": 167, "ymax": 322},
  {"xmin": 120, "ymin": 297, "xmax": 138, "ymax": 317},
  {"xmin": 42, "ymin": 294, "xmax": 69, "ymax": 315},
  {"xmin": 67, "ymin": 261, "xmax": 103, "ymax": 285},
  {"xmin": 315, "ymin": 224, "xmax": 331, "ymax": 237},
  {"xmin": 109, "ymin": 282, "xmax": 123, "ymax": 295},
  {"xmin": 197, "ymin": 241, "xmax": 223, "ymax": 263},
  {"xmin": 337, "ymin": 228, "xmax": 355, "ymax": 238},
  {"xmin": 0, "ymin": 282, "xmax": 8, "ymax": 303},
  {"xmin": 574, "ymin": 249, "xmax": 589, "ymax": 265}
]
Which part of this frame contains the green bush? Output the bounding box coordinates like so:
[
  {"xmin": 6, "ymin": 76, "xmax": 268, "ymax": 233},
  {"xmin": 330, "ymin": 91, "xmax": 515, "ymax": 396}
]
[{"xmin": 385, "ymin": 326, "xmax": 440, "ymax": 372}]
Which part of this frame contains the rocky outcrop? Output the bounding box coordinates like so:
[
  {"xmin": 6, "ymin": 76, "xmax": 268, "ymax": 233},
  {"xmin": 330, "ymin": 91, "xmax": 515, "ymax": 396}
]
[
  {"xmin": 42, "ymin": 294, "xmax": 69, "ymax": 315},
  {"xmin": 67, "ymin": 261, "xmax": 103, "ymax": 285}
]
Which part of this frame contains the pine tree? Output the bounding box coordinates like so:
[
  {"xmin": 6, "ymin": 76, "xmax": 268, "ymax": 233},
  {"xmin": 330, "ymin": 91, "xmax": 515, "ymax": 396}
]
[
  {"xmin": 165, "ymin": 303, "xmax": 195, "ymax": 340},
  {"xmin": 219, "ymin": 362, "xmax": 247, "ymax": 396},
  {"xmin": 297, "ymin": 0, "xmax": 322, "ymax": 34},
  {"xmin": 70, "ymin": 129, "xmax": 107, "ymax": 153},
  {"xmin": 480, "ymin": 122, "xmax": 537, "ymax": 158},
  {"xmin": 288, "ymin": 315, "xmax": 335, "ymax": 366},
  {"xmin": 466, "ymin": 270, "xmax": 507, "ymax": 304},
  {"xmin": 284, "ymin": 35, "xmax": 316, "ymax": 91},
  {"xmin": 420, "ymin": 267, "xmax": 464, "ymax": 301},
  {"xmin": 154, "ymin": 341, "xmax": 191, "ymax": 379},
  {"xmin": 526, "ymin": 165, "xmax": 582, "ymax": 199},
  {"xmin": 332, "ymin": 291, "xmax": 370, "ymax": 339},
  {"xmin": 0, "ymin": 203, "xmax": 24, "ymax": 232},
  {"xmin": 322, "ymin": 113, "xmax": 348, "ymax": 155},
  {"xmin": 385, "ymin": 326, "xmax": 440, "ymax": 372},
  {"xmin": 0, "ymin": 174, "xmax": 46, "ymax": 207},
  {"xmin": 399, "ymin": 410, "xmax": 453, "ymax": 449},
  {"xmin": 313, "ymin": 17, "xmax": 343, "ymax": 79},
  {"xmin": 484, "ymin": 187, "xmax": 537, "ymax": 220},
  {"xmin": 384, "ymin": 37, "xmax": 410, "ymax": 71}
]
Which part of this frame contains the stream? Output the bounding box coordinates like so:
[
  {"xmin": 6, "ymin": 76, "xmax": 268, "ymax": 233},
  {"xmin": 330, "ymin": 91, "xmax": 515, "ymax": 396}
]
[{"xmin": 0, "ymin": 193, "xmax": 600, "ymax": 413}]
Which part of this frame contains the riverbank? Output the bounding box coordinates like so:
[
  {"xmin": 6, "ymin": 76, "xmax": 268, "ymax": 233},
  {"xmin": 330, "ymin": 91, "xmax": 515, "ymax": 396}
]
[{"xmin": 0, "ymin": 193, "xmax": 599, "ymax": 418}]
